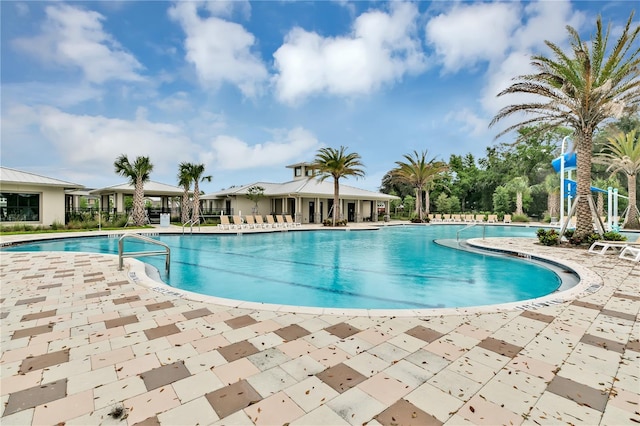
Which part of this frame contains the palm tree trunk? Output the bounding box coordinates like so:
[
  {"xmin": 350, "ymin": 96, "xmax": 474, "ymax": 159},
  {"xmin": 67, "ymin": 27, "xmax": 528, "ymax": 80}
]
[
  {"xmin": 425, "ymin": 190, "xmax": 430, "ymax": 215},
  {"xmin": 133, "ymin": 176, "xmax": 145, "ymax": 226},
  {"xmin": 516, "ymin": 192, "xmax": 523, "ymax": 215},
  {"xmin": 192, "ymin": 182, "xmax": 200, "ymax": 223},
  {"xmin": 415, "ymin": 188, "xmax": 422, "ymax": 220},
  {"xmin": 547, "ymin": 193, "xmax": 559, "ymax": 218},
  {"xmin": 181, "ymin": 191, "xmax": 189, "ymax": 224},
  {"xmin": 596, "ymin": 193, "xmax": 604, "ymax": 218},
  {"xmin": 626, "ymin": 174, "xmax": 639, "ymax": 229},
  {"xmin": 333, "ymin": 178, "xmax": 340, "ymax": 226},
  {"xmin": 575, "ymin": 134, "xmax": 594, "ymax": 236}
]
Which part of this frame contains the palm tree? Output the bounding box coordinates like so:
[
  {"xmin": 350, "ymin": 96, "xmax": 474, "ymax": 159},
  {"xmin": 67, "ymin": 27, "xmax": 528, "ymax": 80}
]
[
  {"xmin": 490, "ymin": 13, "xmax": 640, "ymax": 238},
  {"xmin": 114, "ymin": 154, "xmax": 153, "ymax": 227},
  {"xmin": 312, "ymin": 146, "xmax": 365, "ymax": 226},
  {"xmin": 506, "ymin": 176, "xmax": 530, "ymax": 216},
  {"xmin": 594, "ymin": 130, "xmax": 640, "ymax": 228},
  {"xmin": 537, "ymin": 173, "xmax": 560, "ymax": 220},
  {"xmin": 186, "ymin": 163, "xmax": 211, "ymax": 223},
  {"xmin": 391, "ymin": 150, "xmax": 448, "ymax": 221},
  {"xmin": 177, "ymin": 162, "xmax": 192, "ymax": 224}
]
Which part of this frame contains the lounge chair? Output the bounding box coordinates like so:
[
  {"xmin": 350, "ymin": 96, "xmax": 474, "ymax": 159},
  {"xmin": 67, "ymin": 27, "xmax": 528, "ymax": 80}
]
[
  {"xmin": 464, "ymin": 214, "xmax": 474, "ymax": 222},
  {"xmin": 451, "ymin": 214, "xmax": 462, "ymax": 222},
  {"xmin": 284, "ymin": 214, "xmax": 301, "ymax": 227},
  {"xmin": 431, "ymin": 214, "xmax": 442, "ymax": 222},
  {"xmin": 244, "ymin": 215, "xmax": 257, "ymax": 229},
  {"xmin": 232, "ymin": 215, "xmax": 247, "ymax": 229},
  {"xmin": 487, "ymin": 214, "xmax": 498, "ymax": 223},
  {"xmin": 254, "ymin": 215, "xmax": 270, "ymax": 228},
  {"xmin": 503, "ymin": 214, "xmax": 512, "ymax": 223},
  {"xmin": 266, "ymin": 215, "xmax": 280, "ymax": 228},
  {"xmin": 620, "ymin": 245, "xmax": 640, "ymax": 262},
  {"xmin": 475, "ymin": 214, "xmax": 485, "ymax": 223},
  {"xmin": 588, "ymin": 236, "xmax": 640, "ymax": 255},
  {"xmin": 218, "ymin": 215, "xmax": 233, "ymax": 230},
  {"xmin": 442, "ymin": 214, "xmax": 451, "ymax": 222},
  {"xmin": 276, "ymin": 215, "xmax": 288, "ymax": 227}
]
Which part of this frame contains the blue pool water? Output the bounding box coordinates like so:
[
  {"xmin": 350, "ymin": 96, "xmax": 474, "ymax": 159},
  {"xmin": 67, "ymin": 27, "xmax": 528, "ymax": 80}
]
[{"xmin": 4, "ymin": 225, "xmax": 567, "ymax": 309}]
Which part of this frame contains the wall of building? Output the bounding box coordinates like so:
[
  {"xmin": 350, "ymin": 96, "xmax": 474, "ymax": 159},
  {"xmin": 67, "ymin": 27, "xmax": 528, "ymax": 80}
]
[{"xmin": 0, "ymin": 183, "xmax": 66, "ymax": 227}]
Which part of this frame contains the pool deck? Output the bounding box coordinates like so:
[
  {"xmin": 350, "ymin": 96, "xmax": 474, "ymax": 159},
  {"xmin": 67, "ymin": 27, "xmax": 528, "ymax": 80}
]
[{"xmin": 1, "ymin": 223, "xmax": 638, "ymax": 425}]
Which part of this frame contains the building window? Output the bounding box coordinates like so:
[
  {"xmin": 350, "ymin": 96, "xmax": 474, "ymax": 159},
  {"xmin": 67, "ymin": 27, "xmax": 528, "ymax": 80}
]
[
  {"xmin": 306, "ymin": 168, "xmax": 315, "ymax": 176},
  {"xmin": 295, "ymin": 167, "xmax": 302, "ymax": 177},
  {"xmin": 0, "ymin": 193, "xmax": 40, "ymax": 222}
]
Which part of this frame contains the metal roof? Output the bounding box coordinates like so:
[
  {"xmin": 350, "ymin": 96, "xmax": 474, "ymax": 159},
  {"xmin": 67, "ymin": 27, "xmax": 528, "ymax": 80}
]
[
  {"xmin": 89, "ymin": 181, "xmax": 188, "ymax": 196},
  {"xmin": 201, "ymin": 179, "xmax": 398, "ymax": 201},
  {"xmin": 0, "ymin": 167, "xmax": 83, "ymax": 189}
]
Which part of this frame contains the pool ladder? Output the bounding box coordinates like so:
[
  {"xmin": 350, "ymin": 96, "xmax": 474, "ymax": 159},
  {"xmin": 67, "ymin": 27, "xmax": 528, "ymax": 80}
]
[
  {"xmin": 182, "ymin": 219, "xmax": 200, "ymax": 234},
  {"xmin": 456, "ymin": 223, "xmax": 486, "ymax": 241},
  {"xmin": 118, "ymin": 233, "xmax": 170, "ymax": 274}
]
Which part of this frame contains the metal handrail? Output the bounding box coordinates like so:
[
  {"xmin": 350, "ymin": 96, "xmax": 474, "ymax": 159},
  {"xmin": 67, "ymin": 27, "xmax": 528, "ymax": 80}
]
[
  {"xmin": 118, "ymin": 234, "xmax": 170, "ymax": 274},
  {"xmin": 182, "ymin": 219, "xmax": 201, "ymax": 234},
  {"xmin": 456, "ymin": 223, "xmax": 486, "ymax": 241}
]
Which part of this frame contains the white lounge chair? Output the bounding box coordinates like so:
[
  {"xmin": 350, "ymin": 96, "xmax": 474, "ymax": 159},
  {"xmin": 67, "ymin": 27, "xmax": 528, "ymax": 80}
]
[
  {"xmin": 503, "ymin": 214, "xmax": 512, "ymax": 223},
  {"xmin": 254, "ymin": 215, "xmax": 270, "ymax": 228},
  {"xmin": 244, "ymin": 215, "xmax": 257, "ymax": 229},
  {"xmin": 218, "ymin": 215, "xmax": 233, "ymax": 230},
  {"xmin": 588, "ymin": 236, "xmax": 640, "ymax": 255},
  {"xmin": 284, "ymin": 214, "xmax": 301, "ymax": 227},
  {"xmin": 620, "ymin": 245, "xmax": 640, "ymax": 262}
]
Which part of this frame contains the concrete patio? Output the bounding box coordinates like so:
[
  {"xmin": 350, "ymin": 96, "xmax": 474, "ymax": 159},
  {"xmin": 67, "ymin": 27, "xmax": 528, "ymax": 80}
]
[{"xmin": 0, "ymin": 225, "xmax": 638, "ymax": 425}]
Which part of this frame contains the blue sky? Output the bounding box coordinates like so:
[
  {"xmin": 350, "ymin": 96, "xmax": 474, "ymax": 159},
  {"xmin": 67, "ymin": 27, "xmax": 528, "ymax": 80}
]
[{"xmin": 1, "ymin": 1, "xmax": 637, "ymax": 193}]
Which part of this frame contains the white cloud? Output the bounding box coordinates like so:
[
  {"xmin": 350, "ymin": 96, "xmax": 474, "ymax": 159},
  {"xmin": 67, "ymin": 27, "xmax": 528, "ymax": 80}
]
[
  {"xmin": 273, "ymin": 2, "xmax": 426, "ymax": 104},
  {"xmin": 1, "ymin": 82, "xmax": 103, "ymax": 108},
  {"xmin": 425, "ymin": 2, "xmax": 521, "ymax": 73},
  {"xmin": 446, "ymin": 108, "xmax": 489, "ymax": 137},
  {"xmin": 168, "ymin": 2, "xmax": 268, "ymax": 98},
  {"xmin": 12, "ymin": 4, "xmax": 144, "ymax": 84},
  {"xmin": 207, "ymin": 127, "xmax": 319, "ymax": 170},
  {"xmin": 15, "ymin": 2, "xmax": 29, "ymax": 16},
  {"xmin": 13, "ymin": 106, "xmax": 196, "ymax": 181}
]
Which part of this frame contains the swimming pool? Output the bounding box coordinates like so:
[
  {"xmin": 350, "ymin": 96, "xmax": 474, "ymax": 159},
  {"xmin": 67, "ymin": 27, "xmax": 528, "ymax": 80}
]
[{"xmin": 4, "ymin": 225, "xmax": 569, "ymax": 309}]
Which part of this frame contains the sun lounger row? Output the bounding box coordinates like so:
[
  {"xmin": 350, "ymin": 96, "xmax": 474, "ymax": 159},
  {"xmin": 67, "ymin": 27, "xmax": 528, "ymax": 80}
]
[
  {"xmin": 218, "ymin": 214, "xmax": 301, "ymax": 230},
  {"xmin": 428, "ymin": 214, "xmax": 508, "ymax": 223}
]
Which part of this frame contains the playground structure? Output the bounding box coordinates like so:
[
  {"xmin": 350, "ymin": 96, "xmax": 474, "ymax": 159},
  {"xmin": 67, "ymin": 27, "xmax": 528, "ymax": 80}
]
[{"xmin": 551, "ymin": 139, "xmax": 628, "ymax": 234}]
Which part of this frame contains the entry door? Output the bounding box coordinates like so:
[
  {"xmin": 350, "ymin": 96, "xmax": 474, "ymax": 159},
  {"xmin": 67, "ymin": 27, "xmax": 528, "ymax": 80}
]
[
  {"xmin": 348, "ymin": 202, "xmax": 355, "ymax": 222},
  {"xmin": 309, "ymin": 201, "xmax": 315, "ymax": 223}
]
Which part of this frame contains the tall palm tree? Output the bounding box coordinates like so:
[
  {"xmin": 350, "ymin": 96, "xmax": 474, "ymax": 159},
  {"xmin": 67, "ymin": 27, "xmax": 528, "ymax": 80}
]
[
  {"xmin": 490, "ymin": 13, "xmax": 640, "ymax": 238},
  {"xmin": 391, "ymin": 150, "xmax": 448, "ymax": 221},
  {"xmin": 594, "ymin": 130, "xmax": 640, "ymax": 228},
  {"xmin": 506, "ymin": 176, "xmax": 530, "ymax": 216},
  {"xmin": 185, "ymin": 163, "xmax": 212, "ymax": 223},
  {"xmin": 313, "ymin": 146, "xmax": 365, "ymax": 226},
  {"xmin": 177, "ymin": 162, "xmax": 192, "ymax": 224},
  {"xmin": 114, "ymin": 155, "xmax": 153, "ymax": 227}
]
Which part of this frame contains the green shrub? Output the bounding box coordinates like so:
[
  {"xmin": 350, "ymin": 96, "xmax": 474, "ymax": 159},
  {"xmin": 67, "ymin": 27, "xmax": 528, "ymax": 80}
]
[
  {"xmin": 512, "ymin": 214, "xmax": 530, "ymax": 222},
  {"xmin": 537, "ymin": 228, "xmax": 559, "ymax": 246},
  {"xmin": 50, "ymin": 220, "xmax": 64, "ymax": 230},
  {"xmin": 602, "ymin": 231, "xmax": 626, "ymax": 241}
]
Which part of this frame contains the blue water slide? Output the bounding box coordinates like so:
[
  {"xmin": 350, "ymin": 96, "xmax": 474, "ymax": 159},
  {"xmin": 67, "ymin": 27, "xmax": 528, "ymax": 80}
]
[
  {"xmin": 563, "ymin": 179, "xmax": 608, "ymax": 197},
  {"xmin": 551, "ymin": 152, "xmax": 577, "ymax": 172}
]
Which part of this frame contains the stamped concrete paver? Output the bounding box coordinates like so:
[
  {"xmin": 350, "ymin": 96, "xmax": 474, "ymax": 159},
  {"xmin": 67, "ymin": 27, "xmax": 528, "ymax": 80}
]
[{"xmin": 0, "ymin": 229, "xmax": 638, "ymax": 425}]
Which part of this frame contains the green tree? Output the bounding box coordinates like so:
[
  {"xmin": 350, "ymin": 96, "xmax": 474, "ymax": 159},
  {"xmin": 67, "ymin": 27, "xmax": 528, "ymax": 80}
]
[
  {"xmin": 490, "ymin": 13, "xmax": 640, "ymax": 238},
  {"xmin": 594, "ymin": 130, "xmax": 640, "ymax": 228},
  {"xmin": 402, "ymin": 195, "xmax": 415, "ymax": 216},
  {"xmin": 492, "ymin": 186, "xmax": 512, "ymax": 214},
  {"xmin": 391, "ymin": 150, "xmax": 448, "ymax": 220},
  {"xmin": 246, "ymin": 185, "xmax": 266, "ymax": 214},
  {"xmin": 313, "ymin": 146, "xmax": 365, "ymax": 226},
  {"xmin": 114, "ymin": 155, "xmax": 153, "ymax": 226},
  {"xmin": 449, "ymin": 154, "xmax": 480, "ymax": 212},
  {"xmin": 539, "ymin": 173, "xmax": 561, "ymax": 219}
]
